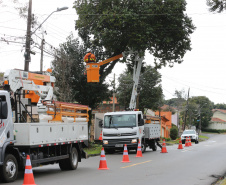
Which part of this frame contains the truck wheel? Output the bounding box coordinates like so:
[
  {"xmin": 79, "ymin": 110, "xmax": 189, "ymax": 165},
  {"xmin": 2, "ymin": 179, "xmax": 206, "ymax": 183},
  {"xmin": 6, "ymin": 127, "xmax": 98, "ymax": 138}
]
[
  {"xmin": 0, "ymin": 154, "xmax": 18, "ymax": 183},
  {"xmin": 151, "ymin": 143, "xmax": 157, "ymax": 151},
  {"xmin": 59, "ymin": 147, "xmax": 78, "ymax": 171},
  {"xmin": 141, "ymin": 142, "xmax": 146, "ymax": 153},
  {"xmin": 68, "ymin": 147, "xmax": 78, "ymax": 170},
  {"xmin": 195, "ymin": 139, "xmax": 199, "ymax": 144},
  {"xmin": 59, "ymin": 159, "xmax": 68, "ymax": 171}
]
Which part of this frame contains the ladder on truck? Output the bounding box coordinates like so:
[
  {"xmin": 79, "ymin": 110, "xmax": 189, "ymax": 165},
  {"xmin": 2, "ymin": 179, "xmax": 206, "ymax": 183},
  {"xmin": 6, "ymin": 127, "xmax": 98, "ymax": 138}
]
[
  {"xmin": 44, "ymin": 101, "xmax": 90, "ymax": 122},
  {"xmin": 129, "ymin": 54, "xmax": 144, "ymax": 110}
]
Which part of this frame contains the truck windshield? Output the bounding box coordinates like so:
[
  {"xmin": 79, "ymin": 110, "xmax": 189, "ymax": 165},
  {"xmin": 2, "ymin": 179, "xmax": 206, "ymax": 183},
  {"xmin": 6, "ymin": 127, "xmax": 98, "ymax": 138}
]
[
  {"xmin": 183, "ymin": 130, "xmax": 196, "ymax": 134},
  {"xmin": 104, "ymin": 114, "xmax": 136, "ymax": 128}
]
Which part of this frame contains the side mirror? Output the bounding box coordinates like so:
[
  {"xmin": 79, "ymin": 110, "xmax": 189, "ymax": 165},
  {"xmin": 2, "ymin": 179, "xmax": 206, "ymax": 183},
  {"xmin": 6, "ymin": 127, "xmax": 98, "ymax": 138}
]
[
  {"xmin": 99, "ymin": 120, "xmax": 103, "ymax": 128},
  {"xmin": 0, "ymin": 101, "xmax": 8, "ymax": 119},
  {"xmin": 138, "ymin": 119, "xmax": 144, "ymax": 126}
]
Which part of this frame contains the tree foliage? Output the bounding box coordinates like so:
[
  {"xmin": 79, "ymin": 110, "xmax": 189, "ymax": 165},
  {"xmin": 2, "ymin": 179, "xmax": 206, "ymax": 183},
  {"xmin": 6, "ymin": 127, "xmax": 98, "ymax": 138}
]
[
  {"xmin": 74, "ymin": 0, "xmax": 195, "ymax": 69},
  {"xmin": 214, "ymin": 103, "xmax": 226, "ymax": 110},
  {"xmin": 180, "ymin": 96, "xmax": 214, "ymax": 129},
  {"xmin": 117, "ymin": 66, "xmax": 163, "ymax": 111},
  {"xmin": 164, "ymin": 89, "xmax": 186, "ymax": 110},
  {"xmin": 207, "ymin": 0, "xmax": 226, "ymax": 13},
  {"xmin": 52, "ymin": 35, "xmax": 110, "ymax": 109}
]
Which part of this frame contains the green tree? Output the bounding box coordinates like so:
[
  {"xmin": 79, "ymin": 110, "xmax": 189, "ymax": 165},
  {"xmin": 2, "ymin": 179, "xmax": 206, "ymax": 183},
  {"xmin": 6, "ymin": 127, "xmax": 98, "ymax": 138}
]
[
  {"xmin": 207, "ymin": 0, "xmax": 226, "ymax": 13},
  {"xmin": 214, "ymin": 103, "xmax": 226, "ymax": 110},
  {"xmin": 181, "ymin": 96, "xmax": 214, "ymax": 130},
  {"xmin": 117, "ymin": 66, "xmax": 163, "ymax": 111},
  {"xmin": 52, "ymin": 35, "xmax": 110, "ymax": 110},
  {"xmin": 170, "ymin": 125, "xmax": 178, "ymax": 140},
  {"xmin": 74, "ymin": 0, "xmax": 195, "ymax": 69}
]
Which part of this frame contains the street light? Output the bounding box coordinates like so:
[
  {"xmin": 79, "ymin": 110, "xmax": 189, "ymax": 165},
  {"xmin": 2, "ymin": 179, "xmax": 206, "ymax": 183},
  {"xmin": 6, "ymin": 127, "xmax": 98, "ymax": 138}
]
[
  {"xmin": 32, "ymin": 7, "xmax": 69, "ymax": 35},
  {"xmin": 24, "ymin": 5, "xmax": 68, "ymax": 71}
]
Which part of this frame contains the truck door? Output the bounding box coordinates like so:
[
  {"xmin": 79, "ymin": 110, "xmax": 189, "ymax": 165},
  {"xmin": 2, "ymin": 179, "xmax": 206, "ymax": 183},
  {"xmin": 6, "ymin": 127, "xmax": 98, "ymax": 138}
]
[{"xmin": 138, "ymin": 113, "xmax": 144, "ymax": 138}]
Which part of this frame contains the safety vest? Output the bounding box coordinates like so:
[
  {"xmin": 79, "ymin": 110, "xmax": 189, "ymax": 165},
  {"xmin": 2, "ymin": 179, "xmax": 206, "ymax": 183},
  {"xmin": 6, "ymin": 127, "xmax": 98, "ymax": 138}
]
[{"xmin": 84, "ymin": 53, "xmax": 96, "ymax": 63}]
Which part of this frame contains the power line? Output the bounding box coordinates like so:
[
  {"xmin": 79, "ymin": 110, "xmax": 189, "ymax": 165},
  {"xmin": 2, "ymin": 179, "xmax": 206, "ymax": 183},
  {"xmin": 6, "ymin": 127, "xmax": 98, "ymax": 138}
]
[
  {"xmin": 0, "ymin": 38, "xmax": 24, "ymax": 45},
  {"xmin": 0, "ymin": 25, "xmax": 26, "ymax": 31},
  {"xmin": 162, "ymin": 74, "xmax": 226, "ymax": 91},
  {"xmin": 162, "ymin": 75, "xmax": 226, "ymax": 95}
]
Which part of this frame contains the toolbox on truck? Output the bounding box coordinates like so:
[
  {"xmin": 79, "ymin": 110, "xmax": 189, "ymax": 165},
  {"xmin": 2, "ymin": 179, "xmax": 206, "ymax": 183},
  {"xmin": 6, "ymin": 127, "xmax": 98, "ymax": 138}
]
[
  {"xmin": 144, "ymin": 124, "xmax": 161, "ymax": 139},
  {"xmin": 14, "ymin": 122, "xmax": 88, "ymax": 146}
]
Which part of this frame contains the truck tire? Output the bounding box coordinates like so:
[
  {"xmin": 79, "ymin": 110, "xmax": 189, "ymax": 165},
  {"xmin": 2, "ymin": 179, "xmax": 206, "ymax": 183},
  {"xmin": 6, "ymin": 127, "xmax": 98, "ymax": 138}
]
[
  {"xmin": 195, "ymin": 139, "xmax": 199, "ymax": 144},
  {"xmin": 59, "ymin": 159, "xmax": 68, "ymax": 171},
  {"xmin": 151, "ymin": 143, "xmax": 157, "ymax": 151},
  {"xmin": 59, "ymin": 147, "xmax": 78, "ymax": 171},
  {"xmin": 0, "ymin": 154, "xmax": 18, "ymax": 183},
  {"xmin": 141, "ymin": 141, "xmax": 146, "ymax": 153},
  {"xmin": 68, "ymin": 147, "xmax": 78, "ymax": 170}
]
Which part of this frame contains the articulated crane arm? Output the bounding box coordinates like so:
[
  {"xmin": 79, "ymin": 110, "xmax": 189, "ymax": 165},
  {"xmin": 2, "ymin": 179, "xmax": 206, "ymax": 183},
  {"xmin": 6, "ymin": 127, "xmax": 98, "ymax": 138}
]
[
  {"xmin": 129, "ymin": 54, "xmax": 144, "ymax": 110},
  {"xmin": 4, "ymin": 69, "xmax": 55, "ymax": 103}
]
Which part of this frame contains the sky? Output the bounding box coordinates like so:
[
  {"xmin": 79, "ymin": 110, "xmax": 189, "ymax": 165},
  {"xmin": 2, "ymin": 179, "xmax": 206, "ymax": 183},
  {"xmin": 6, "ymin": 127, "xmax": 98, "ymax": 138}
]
[{"xmin": 0, "ymin": 0, "xmax": 226, "ymax": 104}]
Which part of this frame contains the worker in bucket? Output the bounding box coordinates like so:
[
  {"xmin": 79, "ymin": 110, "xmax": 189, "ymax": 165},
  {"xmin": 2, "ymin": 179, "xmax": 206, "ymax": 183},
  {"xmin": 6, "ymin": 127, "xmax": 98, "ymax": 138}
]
[{"xmin": 84, "ymin": 52, "xmax": 96, "ymax": 63}]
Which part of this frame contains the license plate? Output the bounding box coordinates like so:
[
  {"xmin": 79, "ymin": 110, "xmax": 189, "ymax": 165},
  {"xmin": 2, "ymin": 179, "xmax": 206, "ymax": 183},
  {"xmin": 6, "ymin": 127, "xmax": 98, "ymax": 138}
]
[{"xmin": 115, "ymin": 144, "xmax": 123, "ymax": 147}]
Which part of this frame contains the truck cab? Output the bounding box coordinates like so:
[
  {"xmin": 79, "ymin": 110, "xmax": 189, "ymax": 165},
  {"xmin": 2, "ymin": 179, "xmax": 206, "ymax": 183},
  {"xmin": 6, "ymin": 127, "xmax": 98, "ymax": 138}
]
[{"xmin": 101, "ymin": 111, "xmax": 145, "ymax": 153}]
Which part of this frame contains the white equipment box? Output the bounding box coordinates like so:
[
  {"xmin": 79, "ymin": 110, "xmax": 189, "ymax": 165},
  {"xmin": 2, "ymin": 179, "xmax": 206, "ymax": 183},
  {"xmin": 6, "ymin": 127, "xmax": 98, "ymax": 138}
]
[
  {"xmin": 144, "ymin": 124, "xmax": 161, "ymax": 139},
  {"xmin": 14, "ymin": 122, "xmax": 88, "ymax": 146}
]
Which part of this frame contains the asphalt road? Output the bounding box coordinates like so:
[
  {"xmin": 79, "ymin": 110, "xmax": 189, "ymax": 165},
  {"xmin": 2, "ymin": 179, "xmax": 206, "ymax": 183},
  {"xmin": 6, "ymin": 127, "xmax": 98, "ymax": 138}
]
[{"xmin": 2, "ymin": 134, "xmax": 226, "ymax": 185}]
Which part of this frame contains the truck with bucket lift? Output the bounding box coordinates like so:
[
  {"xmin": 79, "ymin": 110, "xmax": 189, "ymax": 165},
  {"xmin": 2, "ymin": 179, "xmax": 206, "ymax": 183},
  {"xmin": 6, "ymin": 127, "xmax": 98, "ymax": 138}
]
[
  {"xmin": 98, "ymin": 53, "xmax": 162, "ymax": 153},
  {"xmin": 0, "ymin": 69, "xmax": 89, "ymax": 183}
]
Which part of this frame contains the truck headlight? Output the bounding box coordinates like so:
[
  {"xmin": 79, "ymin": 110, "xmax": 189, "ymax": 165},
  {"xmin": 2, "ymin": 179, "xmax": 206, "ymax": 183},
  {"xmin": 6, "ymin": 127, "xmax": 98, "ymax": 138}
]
[
  {"xmin": 103, "ymin": 140, "xmax": 108, "ymax": 145},
  {"xmin": 131, "ymin": 139, "xmax": 137, "ymax": 143}
]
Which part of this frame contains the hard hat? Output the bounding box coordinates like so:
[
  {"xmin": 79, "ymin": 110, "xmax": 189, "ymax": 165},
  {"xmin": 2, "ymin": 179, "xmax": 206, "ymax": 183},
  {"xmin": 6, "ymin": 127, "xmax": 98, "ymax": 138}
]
[{"xmin": 84, "ymin": 52, "xmax": 96, "ymax": 63}]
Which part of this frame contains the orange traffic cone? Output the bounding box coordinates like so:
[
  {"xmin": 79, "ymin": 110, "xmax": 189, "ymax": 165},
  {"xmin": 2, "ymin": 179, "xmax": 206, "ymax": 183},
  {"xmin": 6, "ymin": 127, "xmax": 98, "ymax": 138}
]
[
  {"xmin": 135, "ymin": 139, "xmax": 143, "ymax": 157},
  {"xmin": 23, "ymin": 155, "xmax": 37, "ymax": 185},
  {"xmin": 98, "ymin": 147, "xmax": 109, "ymax": 170},
  {"xmin": 99, "ymin": 130, "xmax": 103, "ymax": 140},
  {"xmin": 121, "ymin": 144, "xmax": 131, "ymax": 163},
  {"xmin": 160, "ymin": 139, "xmax": 168, "ymax": 153},
  {"xmin": 189, "ymin": 137, "xmax": 192, "ymax": 146},
  {"xmin": 185, "ymin": 137, "xmax": 189, "ymax": 147},
  {"xmin": 177, "ymin": 138, "xmax": 183, "ymax": 149}
]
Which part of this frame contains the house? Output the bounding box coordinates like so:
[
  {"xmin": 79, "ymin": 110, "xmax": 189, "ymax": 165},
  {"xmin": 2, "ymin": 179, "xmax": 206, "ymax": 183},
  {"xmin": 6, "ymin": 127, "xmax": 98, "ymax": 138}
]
[
  {"xmin": 160, "ymin": 104, "xmax": 179, "ymax": 127},
  {"xmin": 155, "ymin": 111, "xmax": 172, "ymax": 138},
  {"xmin": 93, "ymin": 97, "xmax": 124, "ymax": 113},
  {"xmin": 207, "ymin": 109, "xmax": 226, "ymax": 130}
]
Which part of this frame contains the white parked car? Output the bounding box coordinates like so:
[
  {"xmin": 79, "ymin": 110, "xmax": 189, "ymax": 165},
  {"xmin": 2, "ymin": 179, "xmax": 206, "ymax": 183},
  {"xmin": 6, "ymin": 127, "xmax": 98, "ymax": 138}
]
[{"xmin": 181, "ymin": 130, "xmax": 199, "ymax": 144}]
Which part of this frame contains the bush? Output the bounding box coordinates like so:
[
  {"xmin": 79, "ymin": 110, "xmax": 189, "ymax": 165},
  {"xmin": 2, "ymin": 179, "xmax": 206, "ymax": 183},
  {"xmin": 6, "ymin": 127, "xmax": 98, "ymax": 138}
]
[
  {"xmin": 166, "ymin": 138, "xmax": 171, "ymax": 141},
  {"xmin": 170, "ymin": 127, "xmax": 178, "ymax": 140}
]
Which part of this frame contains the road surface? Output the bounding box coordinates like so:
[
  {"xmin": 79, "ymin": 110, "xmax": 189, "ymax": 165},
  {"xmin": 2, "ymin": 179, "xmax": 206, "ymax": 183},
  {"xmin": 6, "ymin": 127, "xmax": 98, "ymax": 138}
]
[{"xmin": 2, "ymin": 134, "xmax": 226, "ymax": 185}]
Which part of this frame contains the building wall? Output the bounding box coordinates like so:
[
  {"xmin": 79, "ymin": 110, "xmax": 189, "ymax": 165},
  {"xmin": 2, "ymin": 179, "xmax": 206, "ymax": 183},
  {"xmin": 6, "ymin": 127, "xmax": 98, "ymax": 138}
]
[
  {"xmin": 93, "ymin": 104, "xmax": 124, "ymax": 113},
  {"xmin": 207, "ymin": 110, "xmax": 226, "ymax": 130},
  {"xmin": 208, "ymin": 122, "xmax": 226, "ymax": 130},
  {"xmin": 171, "ymin": 112, "xmax": 179, "ymax": 127}
]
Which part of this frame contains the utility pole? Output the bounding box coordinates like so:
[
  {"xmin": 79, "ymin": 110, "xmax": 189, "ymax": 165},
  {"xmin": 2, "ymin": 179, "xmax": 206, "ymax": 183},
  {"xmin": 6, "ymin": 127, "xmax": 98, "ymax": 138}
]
[
  {"xmin": 40, "ymin": 35, "xmax": 45, "ymax": 73},
  {"xmin": 112, "ymin": 73, "xmax": 115, "ymax": 112},
  {"xmin": 183, "ymin": 88, "xmax": 190, "ymax": 130},
  {"xmin": 24, "ymin": 0, "xmax": 32, "ymax": 71}
]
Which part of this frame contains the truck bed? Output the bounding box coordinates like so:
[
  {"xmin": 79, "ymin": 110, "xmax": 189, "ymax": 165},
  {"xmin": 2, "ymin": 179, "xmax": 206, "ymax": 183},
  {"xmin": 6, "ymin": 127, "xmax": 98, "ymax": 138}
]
[
  {"xmin": 144, "ymin": 124, "xmax": 161, "ymax": 139},
  {"xmin": 14, "ymin": 122, "xmax": 88, "ymax": 146}
]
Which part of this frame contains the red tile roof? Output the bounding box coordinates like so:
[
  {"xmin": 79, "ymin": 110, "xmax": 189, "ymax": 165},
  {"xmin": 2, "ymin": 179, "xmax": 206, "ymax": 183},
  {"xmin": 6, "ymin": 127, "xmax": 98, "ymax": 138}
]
[
  {"xmin": 211, "ymin": 117, "xmax": 226, "ymax": 122},
  {"xmin": 213, "ymin": 109, "xmax": 226, "ymax": 114}
]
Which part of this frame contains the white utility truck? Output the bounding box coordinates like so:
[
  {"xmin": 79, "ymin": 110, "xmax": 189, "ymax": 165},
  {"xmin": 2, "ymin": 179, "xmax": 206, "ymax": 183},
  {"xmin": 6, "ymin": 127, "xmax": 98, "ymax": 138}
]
[
  {"xmin": 99, "ymin": 53, "xmax": 161, "ymax": 153},
  {"xmin": 100, "ymin": 111, "xmax": 161, "ymax": 153},
  {"xmin": 0, "ymin": 69, "xmax": 89, "ymax": 183}
]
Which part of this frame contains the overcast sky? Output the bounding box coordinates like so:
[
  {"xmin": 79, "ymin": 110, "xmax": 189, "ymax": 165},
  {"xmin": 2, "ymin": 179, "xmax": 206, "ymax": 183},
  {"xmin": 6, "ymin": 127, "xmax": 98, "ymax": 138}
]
[{"xmin": 0, "ymin": 0, "xmax": 226, "ymax": 104}]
